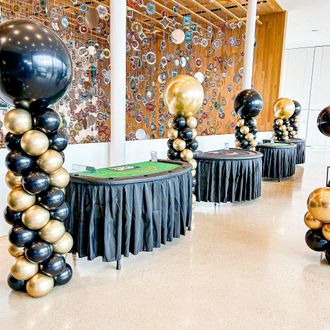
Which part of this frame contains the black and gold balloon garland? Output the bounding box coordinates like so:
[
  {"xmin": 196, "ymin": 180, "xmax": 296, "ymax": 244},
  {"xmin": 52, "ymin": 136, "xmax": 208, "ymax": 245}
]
[{"xmin": 288, "ymin": 100, "xmax": 301, "ymax": 139}]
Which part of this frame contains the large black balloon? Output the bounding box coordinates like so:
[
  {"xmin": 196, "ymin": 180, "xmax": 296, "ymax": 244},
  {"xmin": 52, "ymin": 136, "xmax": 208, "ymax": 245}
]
[
  {"xmin": 236, "ymin": 133, "xmax": 245, "ymax": 142},
  {"xmin": 305, "ymin": 229, "xmax": 328, "ymax": 252},
  {"xmin": 49, "ymin": 202, "xmax": 70, "ymax": 222},
  {"xmin": 54, "ymin": 264, "xmax": 72, "ymax": 286},
  {"xmin": 179, "ymin": 128, "xmax": 193, "ymax": 140},
  {"xmin": 9, "ymin": 225, "xmax": 37, "ymax": 247},
  {"xmin": 167, "ymin": 139, "xmax": 174, "ymax": 149},
  {"xmin": 0, "ymin": 19, "xmax": 72, "ymax": 110},
  {"xmin": 234, "ymin": 89, "xmax": 263, "ymax": 118},
  {"xmin": 25, "ymin": 240, "xmax": 53, "ymax": 263},
  {"xmin": 38, "ymin": 187, "xmax": 65, "ymax": 210},
  {"xmin": 49, "ymin": 131, "xmax": 68, "ymax": 152},
  {"xmin": 186, "ymin": 139, "xmax": 198, "ymax": 151},
  {"xmin": 7, "ymin": 273, "xmax": 26, "ymax": 292},
  {"xmin": 173, "ymin": 116, "xmax": 186, "ymax": 129},
  {"xmin": 240, "ymin": 140, "xmax": 250, "ymax": 149},
  {"xmin": 22, "ymin": 171, "xmax": 50, "ymax": 194},
  {"xmin": 41, "ymin": 255, "xmax": 66, "ymax": 276},
  {"xmin": 34, "ymin": 108, "xmax": 61, "ymax": 133},
  {"xmin": 167, "ymin": 148, "xmax": 180, "ymax": 160},
  {"xmin": 4, "ymin": 206, "xmax": 22, "ymax": 226},
  {"xmin": 5, "ymin": 150, "xmax": 35, "ymax": 176},
  {"xmin": 293, "ymin": 100, "xmax": 302, "ymax": 116},
  {"xmin": 4, "ymin": 133, "xmax": 21, "ymax": 151},
  {"xmin": 317, "ymin": 106, "xmax": 330, "ymax": 137}
]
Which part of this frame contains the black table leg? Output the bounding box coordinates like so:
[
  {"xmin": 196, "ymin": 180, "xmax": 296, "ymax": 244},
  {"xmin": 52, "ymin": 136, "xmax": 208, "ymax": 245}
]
[{"xmin": 116, "ymin": 259, "xmax": 122, "ymax": 270}]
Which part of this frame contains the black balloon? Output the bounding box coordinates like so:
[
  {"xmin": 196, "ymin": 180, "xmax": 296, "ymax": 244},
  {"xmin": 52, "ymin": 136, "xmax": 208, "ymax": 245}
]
[
  {"xmin": 0, "ymin": 19, "xmax": 72, "ymax": 110},
  {"xmin": 167, "ymin": 148, "xmax": 180, "ymax": 160},
  {"xmin": 49, "ymin": 202, "xmax": 70, "ymax": 222},
  {"xmin": 25, "ymin": 241, "xmax": 53, "ymax": 263},
  {"xmin": 173, "ymin": 116, "xmax": 186, "ymax": 129},
  {"xmin": 54, "ymin": 264, "xmax": 72, "ymax": 286},
  {"xmin": 234, "ymin": 89, "xmax": 263, "ymax": 118},
  {"xmin": 5, "ymin": 150, "xmax": 35, "ymax": 176},
  {"xmin": 9, "ymin": 225, "xmax": 37, "ymax": 247},
  {"xmin": 41, "ymin": 255, "xmax": 66, "ymax": 276},
  {"xmin": 4, "ymin": 133, "xmax": 21, "ymax": 151},
  {"xmin": 245, "ymin": 118, "xmax": 256, "ymax": 127},
  {"xmin": 4, "ymin": 206, "xmax": 22, "ymax": 226},
  {"xmin": 236, "ymin": 133, "xmax": 245, "ymax": 142},
  {"xmin": 167, "ymin": 139, "xmax": 174, "ymax": 149},
  {"xmin": 34, "ymin": 108, "xmax": 61, "ymax": 133},
  {"xmin": 240, "ymin": 140, "xmax": 250, "ymax": 149},
  {"xmin": 192, "ymin": 178, "xmax": 197, "ymax": 186},
  {"xmin": 7, "ymin": 273, "xmax": 26, "ymax": 292},
  {"xmin": 179, "ymin": 128, "xmax": 193, "ymax": 140},
  {"xmin": 38, "ymin": 187, "xmax": 65, "ymax": 210},
  {"xmin": 305, "ymin": 229, "xmax": 328, "ymax": 252},
  {"xmin": 251, "ymin": 127, "xmax": 258, "ymax": 134},
  {"xmin": 22, "ymin": 171, "xmax": 50, "ymax": 194},
  {"xmin": 325, "ymin": 250, "xmax": 330, "ymax": 264},
  {"xmin": 293, "ymin": 100, "xmax": 302, "ymax": 116},
  {"xmin": 48, "ymin": 131, "xmax": 68, "ymax": 152},
  {"xmin": 186, "ymin": 139, "xmax": 198, "ymax": 151},
  {"xmin": 317, "ymin": 106, "xmax": 330, "ymax": 137}
]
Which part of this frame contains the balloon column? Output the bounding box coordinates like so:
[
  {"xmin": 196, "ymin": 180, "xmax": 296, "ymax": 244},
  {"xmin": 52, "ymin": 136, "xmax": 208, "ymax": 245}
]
[
  {"xmin": 164, "ymin": 75, "xmax": 204, "ymax": 208},
  {"xmin": 1, "ymin": 20, "xmax": 73, "ymax": 297},
  {"xmin": 272, "ymin": 98, "xmax": 295, "ymax": 142},
  {"xmin": 288, "ymin": 100, "xmax": 301, "ymax": 139},
  {"xmin": 234, "ymin": 89, "xmax": 263, "ymax": 150}
]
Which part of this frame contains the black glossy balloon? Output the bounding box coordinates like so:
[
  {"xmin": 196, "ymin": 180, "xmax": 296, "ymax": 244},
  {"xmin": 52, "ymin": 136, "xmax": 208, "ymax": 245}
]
[
  {"xmin": 0, "ymin": 19, "xmax": 72, "ymax": 110},
  {"xmin": 4, "ymin": 206, "xmax": 22, "ymax": 226},
  {"xmin": 5, "ymin": 150, "xmax": 35, "ymax": 176},
  {"xmin": 54, "ymin": 264, "xmax": 72, "ymax": 286},
  {"xmin": 245, "ymin": 118, "xmax": 256, "ymax": 127},
  {"xmin": 192, "ymin": 178, "xmax": 197, "ymax": 186},
  {"xmin": 325, "ymin": 250, "xmax": 330, "ymax": 264},
  {"xmin": 251, "ymin": 127, "xmax": 258, "ymax": 134},
  {"xmin": 34, "ymin": 108, "xmax": 61, "ymax": 133},
  {"xmin": 49, "ymin": 202, "xmax": 70, "ymax": 222},
  {"xmin": 7, "ymin": 273, "xmax": 26, "ymax": 292},
  {"xmin": 22, "ymin": 171, "xmax": 50, "ymax": 194},
  {"xmin": 48, "ymin": 131, "xmax": 68, "ymax": 152},
  {"xmin": 236, "ymin": 133, "xmax": 245, "ymax": 142},
  {"xmin": 179, "ymin": 128, "xmax": 193, "ymax": 140},
  {"xmin": 25, "ymin": 240, "xmax": 53, "ymax": 263},
  {"xmin": 41, "ymin": 255, "xmax": 66, "ymax": 276},
  {"xmin": 317, "ymin": 106, "xmax": 330, "ymax": 137},
  {"xmin": 4, "ymin": 133, "xmax": 21, "ymax": 151},
  {"xmin": 192, "ymin": 185, "xmax": 196, "ymax": 193},
  {"xmin": 186, "ymin": 139, "xmax": 198, "ymax": 151},
  {"xmin": 240, "ymin": 140, "xmax": 250, "ymax": 149},
  {"xmin": 9, "ymin": 225, "xmax": 37, "ymax": 247},
  {"xmin": 293, "ymin": 100, "xmax": 302, "ymax": 116},
  {"xmin": 173, "ymin": 116, "xmax": 186, "ymax": 129},
  {"xmin": 167, "ymin": 148, "xmax": 180, "ymax": 160},
  {"xmin": 167, "ymin": 139, "xmax": 174, "ymax": 149},
  {"xmin": 38, "ymin": 187, "xmax": 65, "ymax": 210},
  {"xmin": 305, "ymin": 229, "xmax": 328, "ymax": 252},
  {"xmin": 234, "ymin": 89, "xmax": 263, "ymax": 118}
]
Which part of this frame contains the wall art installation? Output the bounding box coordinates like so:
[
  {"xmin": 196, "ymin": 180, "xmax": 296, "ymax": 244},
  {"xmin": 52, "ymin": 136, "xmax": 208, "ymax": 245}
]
[{"xmin": 1, "ymin": 19, "xmax": 73, "ymax": 297}]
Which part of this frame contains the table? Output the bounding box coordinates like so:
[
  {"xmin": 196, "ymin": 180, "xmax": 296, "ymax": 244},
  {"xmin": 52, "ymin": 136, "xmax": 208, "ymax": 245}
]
[
  {"xmin": 256, "ymin": 143, "xmax": 297, "ymax": 180},
  {"xmin": 65, "ymin": 160, "xmax": 192, "ymax": 269},
  {"xmin": 195, "ymin": 148, "xmax": 263, "ymax": 203},
  {"xmin": 288, "ymin": 138, "xmax": 306, "ymax": 164}
]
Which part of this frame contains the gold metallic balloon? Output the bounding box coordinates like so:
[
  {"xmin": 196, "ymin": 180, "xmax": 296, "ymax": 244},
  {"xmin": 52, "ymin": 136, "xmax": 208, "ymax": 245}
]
[
  {"xmin": 275, "ymin": 119, "xmax": 283, "ymax": 126},
  {"xmin": 21, "ymin": 130, "xmax": 49, "ymax": 156},
  {"xmin": 49, "ymin": 167, "xmax": 70, "ymax": 189},
  {"xmin": 180, "ymin": 149, "xmax": 194, "ymax": 161},
  {"xmin": 188, "ymin": 158, "xmax": 197, "ymax": 170},
  {"xmin": 8, "ymin": 244, "xmax": 24, "ymax": 258},
  {"xmin": 245, "ymin": 133, "xmax": 254, "ymax": 142},
  {"xmin": 191, "ymin": 129, "xmax": 198, "ymax": 139},
  {"xmin": 288, "ymin": 127, "xmax": 293, "ymax": 132},
  {"xmin": 37, "ymin": 150, "xmax": 63, "ymax": 174},
  {"xmin": 173, "ymin": 138, "xmax": 186, "ymax": 151},
  {"xmin": 26, "ymin": 273, "xmax": 54, "ymax": 298},
  {"xmin": 186, "ymin": 116, "xmax": 198, "ymax": 129},
  {"xmin": 250, "ymin": 140, "xmax": 258, "ymax": 148},
  {"xmin": 8, "ymin": 187, "xmax": 36, "ymax": 212},
  {"xmin": 322, "ymin": 224, "xmax": 330, "ymax": 240},
  {"xmin": 273, "ymin": 98, "xmax": 295, "ymax": 119},
  {"xmin": 5, "ymin": 171, "xmax": 22, "ymax": 189},
  {"xmin": 240, "ymin": 126, "xmax": 249, "ymax": 135},
  {"xmin": 168, "ymin": 117, "xmax": 174, "ymax": 129},
  {"xmin": 283, "ymin": 131, "xmax": 289, "ymax": 137},
  {"xmin": 164, "ymin": 75, "xmax": 204, "ymax": 117},
  {"xmin": 192, "ymin": 194, "xmax": 196, "ymax": 204},
  {"xmin": 11, "ymin": 256, "xmax": 38, "ymax": 281},
  {"xmin": 236, "ymin": 119, "xmax": 245, "ymax": 127},
  {"xmin": 52, "ymin": 232, "xmax": 74, "ymax": 254},
  {"xmin": 304, "ymin": 211, "xmax": 323, "ymax": 229},
  {"xmin": 4, "ymin": 108, "xmax": 32, "ymax": 134},
  {"xmin": 39, "ymin": 220, "xmax": 66, "ymax": 243},
  {"xmin": 168, "ymin": 128, "xmax": 178, "ymax": 140},
  {"xmin": 22, "ymin": 205, "xmax": 50, "ymax": 230},
  {"xmin": 279, "ymin": 125, "xmax": 286, "ymax": 131},
  {"xmin": 235, "ymin": 140, "xmax": 240, "ymax": 148},
  {"xmin": 307, "ymin": 188, "xmax": 330, "ymax": 222}
]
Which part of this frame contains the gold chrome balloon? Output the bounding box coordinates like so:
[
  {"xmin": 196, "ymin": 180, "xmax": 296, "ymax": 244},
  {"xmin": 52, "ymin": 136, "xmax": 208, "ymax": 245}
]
[
  {"xmin": 5, "ymin": 171, "xmax": 22, "ymax": 189},
  {"xmin": 304, "ymin": 211, "xmax": 323, "ymax": 229},
  {"xmin": 236, "ymin": 119, "xmax": 245, "ymax": 127},
  {"xmin": 168, "ymin": 117, "xmax": 174, "ymax": 129},
  {"xmin": 49, "ymin": 167, "xmax": 70, "ymax": 189},
  {"xmin": 191, "ymin": 170, "xmax": 196, "ymax": 177},
  {"xmin": 192, "ymin": 194, "xmax": 196, "ymax": 204},
  {"xmin": 173, "ymin": 138, "xmax": 186, "ymax": 151},
  {"xmin": 52, "ymin": 232, "xmax": 74, "ymax": 254},
  {"xmin": 26, "ymin": 273, "xmax": 54, "ymax": 298},
  {"xmin": 37, "ymin": 150, "xmax": 63, "ymax": 174},
  {"xmin": 8, "ymin": 244, "xmax": 24, "ymax": 258},
  {"xmin": 279, "ymin": 125, "xmax": 286, "ymax": 131},
  {"xmin": 164, "ymin": 75, "xmax": 204, "ymax": 117},
  {"xmin": 22, "ymin": 205, "xmax": 50, "ymax": 230},
  {"xmin": 4, "ymin": 108, "xmax": 32, "ymax": 134},
  {"xmin": 11, "ymin": 256, "xmax": 38, "ymax": 280},
  {"xmin": 189, "ymin": 158, "xmax": 197, "ymax": 170},
  {"xmin": 39, "ymin": 220, "xmax": 65, "ymax": 243},
  {"xmin": 322, "ymin": 224, "xmax": 330, "ymax": 240},
  {"xmin": 307, "ymin": 188, "xmax": 330, "ymax": 222},
  {"xmin": 191, "ymin": 129, "xmax": 198, "ymax": 139},
  {"xmin": 186, "ymin": 116, "xmax": 198, "ymax": 129},
  {"xmin": 240, "ymin": 126, "xmax": 249, "ymax": 135},
  {"xmin": 8, "ymin": 187, "xmax": 36, "ymax": 212},
  {"xmin": 283, "ymin": 131, "xmax": 289, "ymax": 137},
  {"xmin": 168, "ymin": 128, "xmax": 178, "ymax": 140},
  {"xmin": 275, "ymin": 119, "xmax": 283, "ymax": 126},
  {"xmin": 273, "ymin": 98, "xmax": 295, "ymax": 119},
  {"xmin": 245, "ymin": 133, "xmax": 254, "ymax": 142},
  {"xmin": 180, "ymin": 149, "xmax": 194, "ymax": 161},
  {"xmin": 21, "ymin": 130, "xmax": 49, "ymax": 156},
  {"xmin": 235, "ymin": 140, "xmax": 240, "ymax": 148},
  {"xmin": 250, "ymin": 140, "xmax": 258, "ymax": 148}
]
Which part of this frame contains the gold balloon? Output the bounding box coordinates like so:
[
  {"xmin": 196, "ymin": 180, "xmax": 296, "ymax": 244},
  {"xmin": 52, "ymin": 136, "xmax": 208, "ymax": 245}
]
[
  {"xmin": 22, "ymin": 205, "xmax": 50, "ymax": 230},
  {"xmin": 245, "ymin": 133, "xmax": 254, "ymax": 142},
  {"xmin": 275, "ymin": 119, "xmax": 283, "ymax": 126},
  {"xmin": 240, "ymin": 126, "xmax": 249, "ymax": 135},
  {"xmin": 279, "ymin": 125, "xmax": 287, "ymax": 131},
  {"xmin": 180, "ymin": 149, "xmax": 194, "ymax": 161},
  {"xmin": 5, "ymin": 171, "xmax": 22, "ymax": 189},
  {"xmin": 8, "ymin": 187, "xmax": 36, "ymax": 212},
  {"xmin": 273, "ymin": 98, "xmax": 295, "ymax": 119},
  {"xmin": 192, "ymin": 194, "xmax": 196, "ymax": 204},
  {"xmin": 164, "ymin": 75, "xmax": 204, "ymax": 117},
  {"xmin": 37, "ymin": 150, "xmax": 64, "ymax": 174},
  {"xmin": 11, "ymin": 256, "xmax": 38, "ymax": 281},
  {"xmin": 191, "ymin": 170, "xmax": 196, "ymax": 177},
  {"xmin": 168, "ymin": 117, "xmax": 174, "ymax": 129},
  {"xmin": 186, "ymin": 116, "xmax": 198, "ymax": 129},
  {"xmin": 307, "ymin": 188, "xmax": 330, "ymax": 222},
  {"xmin": 21, "ymin": 130, "xmax": 49, "ymax": 156},
  {"xmin": 168, "ymin": 128, "xmax": 178, "ymax": 140},
  {"xmin": 235, "ymin": 140, "xmax": 240, "ymax": 148},
  {"xmin": 52, "ymin": 232, "xmax": 74, "ymax": 254},
  {"xmin": 188, "ymin": 158, "xmax": 197, "ymax": 170},
  {"xmin": 39, "ymin": 220, "xmax": 66, "ymax": 243},
  {"xmin": 49, "ymin": 167, "xmax": 70, "ymax": 188},
  {"xmin": 322, "ymin": 224, "xmax": 330, "ymax": 240},
  {"xmin": 283, "ymin": 131, "xmax": 289, "ymax": 137},
  {"xmin": 8, "ymin": 244, "xmax": 24, "ymax": 258},
  {"xmin": 173, "ymin": 138, "xmax": 186, "ymax": 151},
  {"xmin": 304, "ymin": 212, "xmax": 323, "ymax": 229},
  {"xmin": 236, "ymin": 119, "xmax": 245, "ymax": 127},
  {"xmin": 4, "ymin": 108, "xmax": 32, "ymax": 134},
  {"xmin": 26, "ymin": 273, "xmax": 54, "ymax": 298},
  {"xmin": 191, "ymin": 129, "xmax": 198, "ymax": 139}
]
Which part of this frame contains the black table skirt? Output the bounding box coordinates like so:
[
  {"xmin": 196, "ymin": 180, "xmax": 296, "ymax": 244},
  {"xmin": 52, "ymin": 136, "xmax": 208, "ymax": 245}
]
[
  {"xmin": 288, "ymin": 139, "xmax": 306, "ymax": 164},
  {"xmin": 65, "ymin": 167, "xmax": 192, "ymax": 263}
]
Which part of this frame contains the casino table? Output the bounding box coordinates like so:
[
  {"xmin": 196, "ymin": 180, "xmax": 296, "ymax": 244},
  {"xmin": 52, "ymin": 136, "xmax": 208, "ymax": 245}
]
[
  {"xmin": 195, "ymin": 148, "xmax": 263, "ymax": 203},
  {"xmin": 256, "ymin": 143, "xmax": 297, "ymax": 181},
  {"xmin": 65, "ymin": 160, "xmax": 192, "ymax": 269},
  {"xmin": 288, "ymin": 138, "xmax": 306, "ymax": 164}
]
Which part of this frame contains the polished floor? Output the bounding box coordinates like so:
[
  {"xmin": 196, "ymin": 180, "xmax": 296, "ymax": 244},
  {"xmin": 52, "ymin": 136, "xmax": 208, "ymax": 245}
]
[{"xmin": 0, "ymin": 148, "xmax": 330, "ymax": 330}]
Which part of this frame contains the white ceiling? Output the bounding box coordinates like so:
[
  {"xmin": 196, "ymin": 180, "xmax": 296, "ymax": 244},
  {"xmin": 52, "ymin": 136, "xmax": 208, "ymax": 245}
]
[{"xmin": 277, "ymin": 0, "xmax": 330, "ymax": 49}]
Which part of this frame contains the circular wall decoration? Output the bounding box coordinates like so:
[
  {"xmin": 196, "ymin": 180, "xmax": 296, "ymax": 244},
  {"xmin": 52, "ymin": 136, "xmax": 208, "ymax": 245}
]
[{"xmin": 171, "ymin": 29, "xmax": 185, "ymax": 44}]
